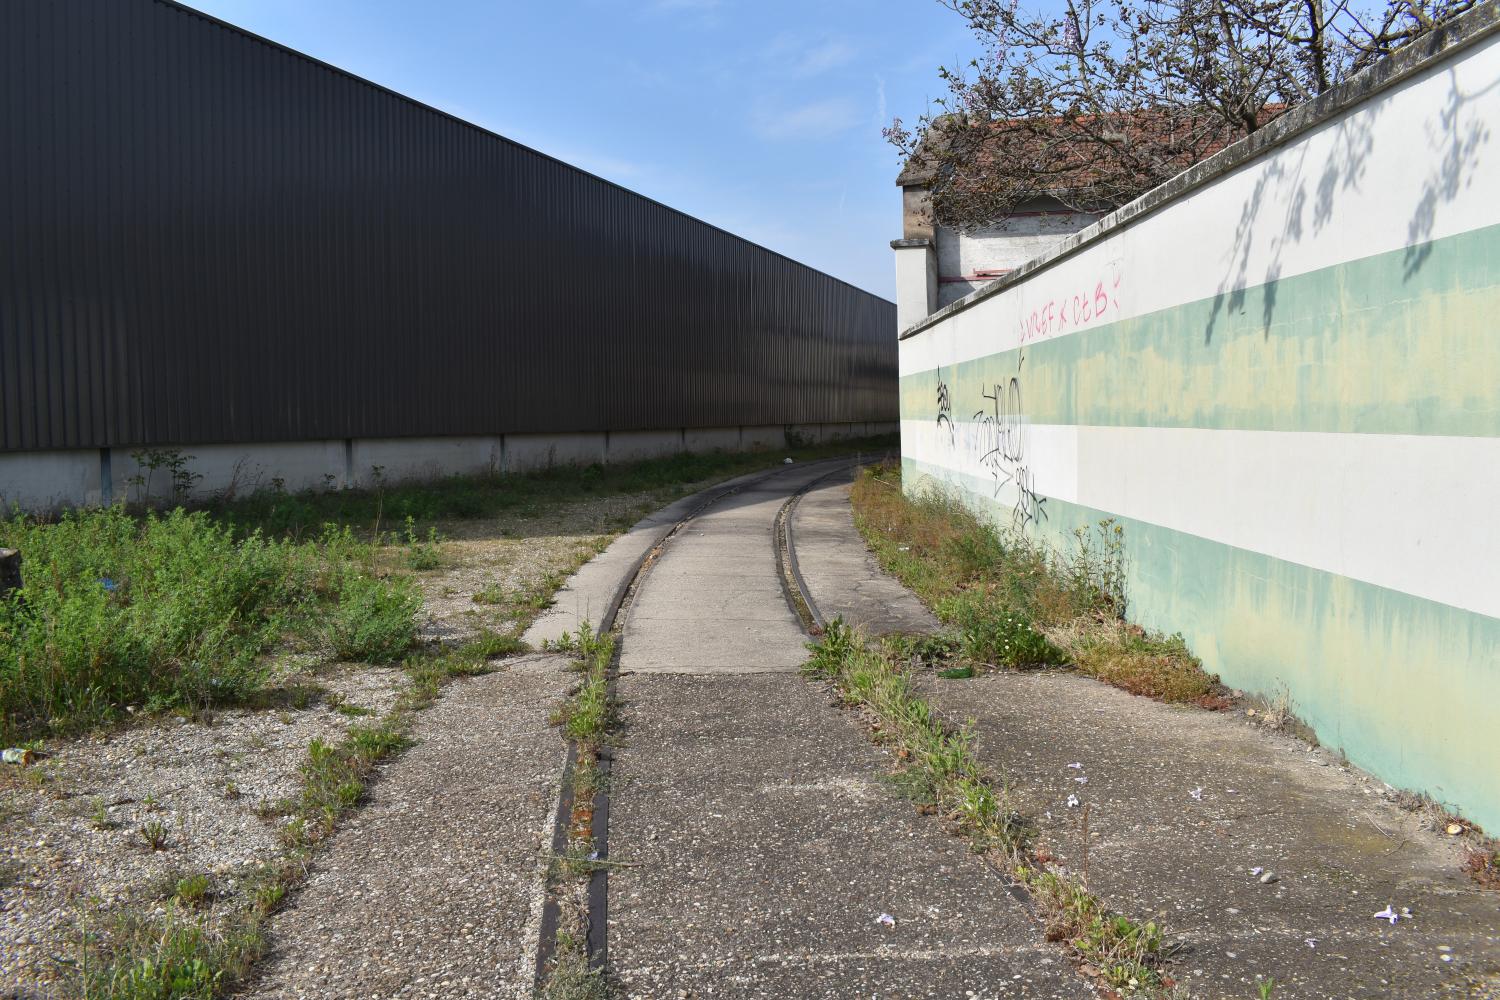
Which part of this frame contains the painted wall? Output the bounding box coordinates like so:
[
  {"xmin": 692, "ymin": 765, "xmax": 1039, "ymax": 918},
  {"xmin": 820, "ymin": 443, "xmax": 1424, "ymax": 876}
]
[{"xmin": 897, "ymin": 11, "xmax": 1500, "ymax": 829}]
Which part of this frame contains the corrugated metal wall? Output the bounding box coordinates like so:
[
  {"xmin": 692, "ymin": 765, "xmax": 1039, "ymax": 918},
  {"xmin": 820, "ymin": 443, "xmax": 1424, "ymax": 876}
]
[{"xmin": 0, "ymin": 0, "xmax": 896, "ymax": 453}]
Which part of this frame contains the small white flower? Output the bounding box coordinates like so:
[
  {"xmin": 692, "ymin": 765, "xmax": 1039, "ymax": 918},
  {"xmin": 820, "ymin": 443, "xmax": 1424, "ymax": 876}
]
[
  {"xmin": 1373, "ymin": 905, "xmax": 1400, "ymax": 924},
  {"xmin": 1066, "ymin": 793, "xmax": 1080, "ymax": 808},
  {"xmin": 1189, "ymin": 787, "xmax": 1204, "ymax": 801}
]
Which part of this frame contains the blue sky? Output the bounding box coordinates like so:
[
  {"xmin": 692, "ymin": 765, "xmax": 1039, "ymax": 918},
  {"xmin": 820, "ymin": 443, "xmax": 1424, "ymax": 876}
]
[{"xmin": 177, "ymin": 0, "xmax": 980, "ymax": 299}]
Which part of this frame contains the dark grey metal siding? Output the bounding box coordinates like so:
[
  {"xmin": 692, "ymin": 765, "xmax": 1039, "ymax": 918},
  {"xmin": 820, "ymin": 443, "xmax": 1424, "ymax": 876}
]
[{"xmin": 0, "ymin": 0, "xmax": 896, "ymax": 452}]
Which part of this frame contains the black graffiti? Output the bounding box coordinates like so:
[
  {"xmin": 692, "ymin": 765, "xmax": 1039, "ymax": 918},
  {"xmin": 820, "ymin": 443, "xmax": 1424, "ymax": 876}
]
[
  {"xmin": 972, "ymin": 375, "xmax": 1047, "ymax": 530},
  {"xmin": 935, "ymin": 367, "xmax": 954, "ymax": 444}
]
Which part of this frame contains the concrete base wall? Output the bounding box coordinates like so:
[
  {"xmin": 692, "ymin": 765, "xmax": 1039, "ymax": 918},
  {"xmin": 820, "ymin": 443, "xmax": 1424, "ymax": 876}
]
[
  {"xmin": 352, "ymin": 437, "xmax": 501, "ymax": 487},
  {"xmin": 683, "ymin": 428, "xmax": 742, "ymax": 453},
  {"xmin": 504, "ymin": 432, "xmax": 609, "ymax": 473},
  {"xmin": 106, "ymin": 440, "xmax": 350, "ymax": 505},
  {"xmin": 0, "ymin": 422, "xmax": 895, "ymax": 512},
  {"xmin": 605, "ymin": 430, "xmax": 685, "ymax": 464},
  {"xmin": 0, "ymin": 450, "xmax": 104, "ymax": 511},
  {"xmin": 740, "ymin": 425, "xmax": 789, "ymax": 451}
]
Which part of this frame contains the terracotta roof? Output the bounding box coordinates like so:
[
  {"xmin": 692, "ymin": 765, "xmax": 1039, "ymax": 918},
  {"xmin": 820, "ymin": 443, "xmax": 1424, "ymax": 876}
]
[{"xmin": 896, "ymin": 107, "xmax": 1286, "ymax": 196}]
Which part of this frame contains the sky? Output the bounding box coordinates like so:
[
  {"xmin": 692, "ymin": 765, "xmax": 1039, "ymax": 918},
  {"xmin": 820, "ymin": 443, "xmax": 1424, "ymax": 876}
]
[{"xmin": 176, "ymin": 0, "xmax": 982, "ymax": 300}]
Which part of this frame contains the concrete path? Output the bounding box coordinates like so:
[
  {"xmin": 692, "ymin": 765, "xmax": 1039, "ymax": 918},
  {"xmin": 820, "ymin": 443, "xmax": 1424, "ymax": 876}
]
[
  {"xmin": 609, "ymin": 462, "xmax": 1086, "ymax": 997},
  {"xmin": 917, "ymin": 670, "xmax": 1500, "ymax": 998},
  {"xmin": 243, "ymin": 656, "xmax": 571, "ymax": 1000},
  {"xmin": 790, "ymin": 471, "xmax": 940, "ymax": 636}
]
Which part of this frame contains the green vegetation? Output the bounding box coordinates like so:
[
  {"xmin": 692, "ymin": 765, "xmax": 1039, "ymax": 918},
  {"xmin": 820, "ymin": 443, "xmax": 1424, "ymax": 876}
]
[
  {"xmin": 550, "ymin": 622, "xmax": 616, "ymax": 744},
  {"xmin": 0, "ymin": 508, "xmax": 419, "ymax": 743},
  {"xmin": 539, "ymin": 931, "xmax": 607, "ymax": 1000},
  {"xmin": 539, "ymin": 620, "xmax": 618, "ymax": 998},
  {"xmin": 850, "ymin": 462, "xmax": 1219, "ymax": 704},
  {"xmin": 806, "ymin": 620, "xmax": 1030, "ymax": 852},
  {"xmin": 806, "ymin": 619, "xmax": 1172, "ymax": 994}
]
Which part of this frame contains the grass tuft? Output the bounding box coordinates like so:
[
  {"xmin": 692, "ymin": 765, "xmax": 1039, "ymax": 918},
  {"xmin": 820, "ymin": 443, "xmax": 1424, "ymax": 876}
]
[{"xmin": 850, "ymin": 462, "xmax": 1219, "ymax": 705}]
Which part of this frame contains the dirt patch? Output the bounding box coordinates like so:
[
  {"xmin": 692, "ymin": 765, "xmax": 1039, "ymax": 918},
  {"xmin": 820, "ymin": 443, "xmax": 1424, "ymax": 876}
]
[{"xmin": 0, "ymin": 665, "xmax": 403, "ymax": 992}]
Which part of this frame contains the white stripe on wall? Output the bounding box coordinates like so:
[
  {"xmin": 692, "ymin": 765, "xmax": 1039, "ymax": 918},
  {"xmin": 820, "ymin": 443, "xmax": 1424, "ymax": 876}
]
[{"xmin": 902, "ymin": 419, "xmax": 1500, "ymax": 620}]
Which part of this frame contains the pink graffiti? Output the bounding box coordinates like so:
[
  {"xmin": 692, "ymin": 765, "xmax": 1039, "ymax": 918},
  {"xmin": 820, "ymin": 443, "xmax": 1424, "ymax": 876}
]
[{"xmin": 1018, "ymin": 269, "xmax": 1123, "ymax": 344}]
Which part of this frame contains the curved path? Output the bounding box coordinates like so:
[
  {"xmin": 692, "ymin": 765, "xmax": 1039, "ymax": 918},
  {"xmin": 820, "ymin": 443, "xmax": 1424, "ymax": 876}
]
[{"xmin": 605, "ymin": 461, "xmax": 1084, "ymax": 998}]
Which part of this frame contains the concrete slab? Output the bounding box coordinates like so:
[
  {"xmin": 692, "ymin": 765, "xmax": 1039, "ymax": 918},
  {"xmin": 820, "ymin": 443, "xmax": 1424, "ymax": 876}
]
[
  {"xmin": 523, "ymin": 463, "xmax": 834, "ymax": 647},
  {"xmin": 243, "ymin": 656, "xmax": 572, "ymax": 1000},
  {"xmin": 618, "ymin": 460, "xmax": 853, "ymax": 676},
  {"xmin": 792, "ymin": 473, "xmax": 943, "ymax": 637},
  {"xmin": 918, "ymin": 670, "xmax": 1500, "ymax": 997},
  {"xmin": 631, "ymin": 574, "xmax": 790, "ymax": 621},
  {"xmin": 608, "ymin": 673, "xmax": 1091, "ymax": 998}
]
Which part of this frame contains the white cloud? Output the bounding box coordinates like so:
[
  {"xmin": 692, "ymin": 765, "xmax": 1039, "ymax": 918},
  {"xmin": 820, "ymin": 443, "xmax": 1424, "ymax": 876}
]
[
  {"xmin": 791, "ymin": 38, "xmax": 856, "ymax": 77},
  {"xmin": 760, "ymin": 34, "xmax": 857, "ymax": 79},
  {"xmin": 751, "ymin": 97, "xmax": 862, "ymax": 141}
]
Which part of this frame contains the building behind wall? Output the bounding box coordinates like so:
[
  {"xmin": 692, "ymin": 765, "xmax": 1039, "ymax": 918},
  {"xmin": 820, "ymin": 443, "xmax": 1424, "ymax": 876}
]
[{"xmin": 891, "ymin": 148, "xmax": 1099, "ymax": 331}]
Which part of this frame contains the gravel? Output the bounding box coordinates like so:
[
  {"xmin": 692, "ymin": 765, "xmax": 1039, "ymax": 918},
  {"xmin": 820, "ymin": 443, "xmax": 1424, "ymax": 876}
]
[{"xmin": 0, "ymin": 664, "xmax": 404, "ymax": 993}]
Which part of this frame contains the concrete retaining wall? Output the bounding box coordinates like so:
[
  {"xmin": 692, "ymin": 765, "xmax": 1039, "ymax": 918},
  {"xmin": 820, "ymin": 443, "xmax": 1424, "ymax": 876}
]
[
  {"xmin": 897, "ymin": 9, "xmax": 1500, "ymax": 828},
  {"xmin": 0, "ymin": 423, "xmax": 898, "ymax": 511}
]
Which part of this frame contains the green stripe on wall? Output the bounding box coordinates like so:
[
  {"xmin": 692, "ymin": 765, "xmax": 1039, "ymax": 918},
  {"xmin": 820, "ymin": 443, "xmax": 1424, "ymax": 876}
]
[
  {"xmin": 902, "ymin": 455, "xmax": 1500, "ymax": 833},
  {"xmin": 900, "ymin": 222, "xmax": 1500, "ymax": 437}
]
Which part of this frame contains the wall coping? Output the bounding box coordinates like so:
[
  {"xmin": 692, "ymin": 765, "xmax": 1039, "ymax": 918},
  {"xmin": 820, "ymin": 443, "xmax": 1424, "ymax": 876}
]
[{"xmin": 897, "ymin": 2, "xmax": 1500, "ymax": 342}]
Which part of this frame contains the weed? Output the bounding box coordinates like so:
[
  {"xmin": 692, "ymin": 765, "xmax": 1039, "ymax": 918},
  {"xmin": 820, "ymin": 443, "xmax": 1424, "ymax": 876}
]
[
  {"xmin": 1464, "ymin": 846, "xmax": 1500, "ymax": 890},
  {"xmin": 1257, "ymin": 979, "xmax": 1279, "ymax": 999},
  {"xmin": 0, "ymin": 509, "xmax": 421, "ymax": 743},
  {"xmin": 540, "ymin": 930, "xmax": 607, "ymax": 1000},
  {"xmin": 808, "ymin": 620, "xmax": 1030, "ymax": 852},
  {"xmin": 253, "ymin": 880, "xmax": 286, "ymax": 915},
  {"xmin": 1019, "ymin": 866, "xmax": 1165, "ymax": 990},
  {"xmin": 206, "ymin": 434, "xmax": 896, "ymax": 538},
  {"xmin": 223, "ymin": 781, "xmax": 241, "ymax": 800},
  {"xmin": 1044, "ymin": 620, "xmax": 1216, "ymax": 703},
  {"xmin": 938, "ymin": 594, "xmax": 1065, "ymax": 668},
  {"xmin": 553, "ymin": 623, "xmax": 615, "ymax": 744},
  {"xmin": 127, "ymin": 448, "xmax": 203, "ymax": 506},
  {"xmin": 324, "ymin": 572, "xmax": 422, "ymax": 663},
  {"xmin": 139, "ymin": 819, "xmax": 170, "ymax": 852},
  {"xmin": 400, "ymin": 516, "xmax": 444, "ymax": 571},
  {"xmin": 881, "ymin": 767, "xmax": 939, "ymax": 808},
  {"xmin": 458, "ymin": 629, "xmax": 527, "ymax": 661},
  {"xmin": 936, "ymin": 665, "xmax": 975, "ymax": 680},
  {"xmin": 471, "ymin": 582, "xmax": 507, "ymax": 605},
  {"xmin": 174, "ymin": 874, "xmax": 213, "ymax": 908},
  {"xmin": 79, "ymin": 904, "xmax": 260, "ymax": 1000},
  {"xmin": 90, "ymin": 798, "xmax": 117, "ymax": 831}
]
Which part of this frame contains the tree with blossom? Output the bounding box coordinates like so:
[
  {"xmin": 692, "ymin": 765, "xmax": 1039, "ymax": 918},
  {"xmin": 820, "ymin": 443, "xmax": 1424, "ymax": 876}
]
[{"xmin": 887, "ymin": 0, "xmax": 1478, "ymax": 228}]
